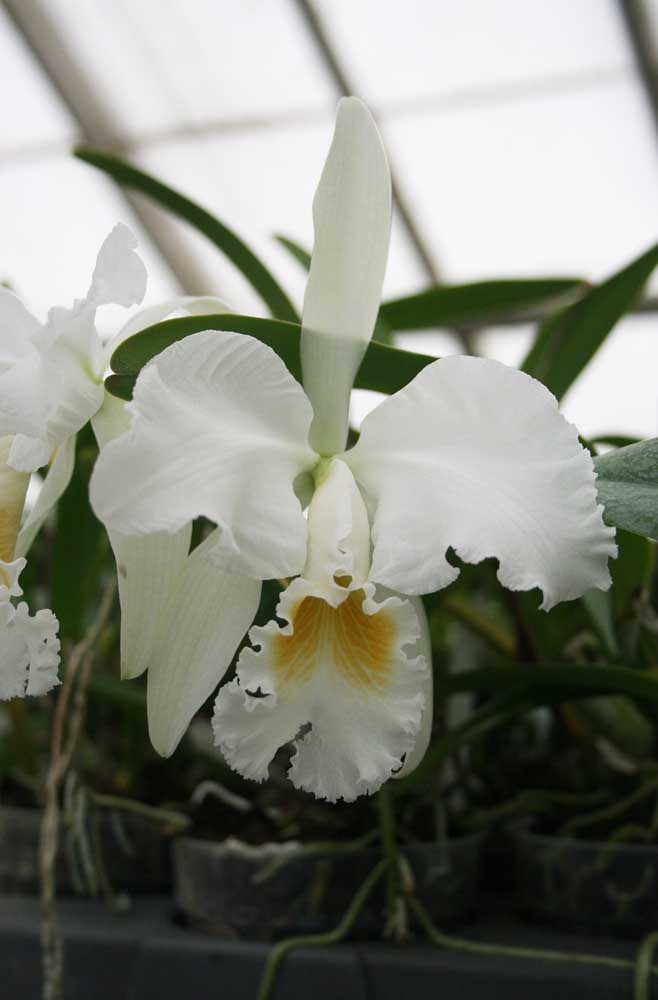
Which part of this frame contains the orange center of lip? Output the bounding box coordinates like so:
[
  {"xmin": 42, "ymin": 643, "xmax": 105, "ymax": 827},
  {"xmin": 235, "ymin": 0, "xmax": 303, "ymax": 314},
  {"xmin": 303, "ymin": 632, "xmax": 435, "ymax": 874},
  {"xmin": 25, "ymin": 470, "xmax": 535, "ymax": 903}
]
[
  {"xmin": 0, "ymin": 507, "xmax": 21, "ymax": 587},
  {"xmin": 272, "ymin": 590, "xmax": 396, "ymax": 694}
]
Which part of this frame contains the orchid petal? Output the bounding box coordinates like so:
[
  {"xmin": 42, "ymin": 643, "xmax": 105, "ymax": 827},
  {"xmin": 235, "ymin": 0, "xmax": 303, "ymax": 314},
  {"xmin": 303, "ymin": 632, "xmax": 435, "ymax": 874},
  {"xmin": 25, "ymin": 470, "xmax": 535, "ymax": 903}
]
[
  {"xmin": 112, "ymin": 528, "xmax": 193, "ymax": 682},
  {"xmin": 92, "ymin": 394, "xmax": 192, "ymax": 681},
  {"xmin": 91, "ymin": 330, "xmax": 317, "ymax": 580},
  {"xmin": 303, "ymin": 458, "xmax": 371, "ymax": 605},
  {"xmin": 108, "ymin": 295, "xmax": 231, "ymax": 356},
  {"xmin": 148, "ymin": 528, "xmax": 261, "ymax": 757},
  {"xmin": 8, "ymin": 436, "xmax": 52, "ymax": 474},
  {"xmin": 15, "ymin": 435, "xmax": 76, "ymax": 557},
  {"xmin": 0, "ymin": 288, "xmax": 40, "ymax": 365},
  {"xmin": 213, "ymin": 580, "xmax": 427, "ymax": 802},
  {"xmin": 87, "ymin": 223, "xmax": 147, "ymax": 308},
  {"xmin": 0, "ymin": 227, "xmax": 146, "ymax": 470},
  {"xmin": 0, "ymin": 437, "xmax": 29, "ymax": 562},
  {"xmin": 301, "ymin": 98, "xmax": 391, "ymax": 456},
  {"xmin": 347, "ymin": 356, "xmax": 616, "ymax": 610},
  {"xmin": 0, "ymin": 560, "xmax": 60, "ymax": 701},
  {"xmin": 394, "ymin": 595, "xmax": 433, "ymax": 778}
]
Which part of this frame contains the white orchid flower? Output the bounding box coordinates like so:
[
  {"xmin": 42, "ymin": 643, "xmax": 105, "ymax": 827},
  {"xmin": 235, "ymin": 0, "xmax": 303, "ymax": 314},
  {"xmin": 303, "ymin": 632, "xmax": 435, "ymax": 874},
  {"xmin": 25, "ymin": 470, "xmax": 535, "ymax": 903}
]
[
  {"xmin": 90, "ymin": 98, "xmax": 616, "ymax": 802},
  {"xmin": 0, "ymin": 226, "xmax": 243, "ymax": 730},
  {"xmin": 0, "ymin": 436, "xmax": 60, "ymax": 701},
  {"xmin": 0, "ymin": 223, "xmax": 147, "ymax": 555}
]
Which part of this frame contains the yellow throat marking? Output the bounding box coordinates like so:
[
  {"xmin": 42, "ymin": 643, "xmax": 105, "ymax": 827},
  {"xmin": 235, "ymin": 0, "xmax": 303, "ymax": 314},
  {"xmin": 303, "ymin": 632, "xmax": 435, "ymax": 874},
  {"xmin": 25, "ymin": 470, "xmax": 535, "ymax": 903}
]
[{"xmin": 272, "ymin": 590, "xmax": 396, "ymax": 694}]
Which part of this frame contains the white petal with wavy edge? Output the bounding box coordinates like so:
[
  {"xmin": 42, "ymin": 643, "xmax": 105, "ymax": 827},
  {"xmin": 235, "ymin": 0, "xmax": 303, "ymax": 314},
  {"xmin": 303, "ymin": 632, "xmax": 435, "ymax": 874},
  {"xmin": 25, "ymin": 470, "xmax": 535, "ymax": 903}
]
[
  {"xmin": 347, "ymin": 356, "xmax": 617, "ymax": 610},
  {"xmin": 87, "ymin": 223, "xmax": 147, "ymax": 308},
  {"xmin": 301, "ymin": 98, "xmax": 391, "ymax": 456},
  {"xmin": 0, "ymin": 437, "xmax": 29, "ymax": 562},
  {"xmin": 147, "ymin": 528, "xmax": 261, "ymax": 757},
  {"xmin": 15, "ymin": 435, "xmax": 76, "ymax": 557},
  {"xmin": 0, "ymin": 559, "xmax": 60, "ymax": 701},
  {"xmin": 91, "ymin": 330, "xmax": 317, "ymax": 580},
  {"xmin": 0, "ymin": 225, "xmax": 146, "ymax": 471},
  {"xmin": 213, "ymin": 580, "xmax": 426, "ymax": 802},
  {"xmin": 393, "ymin": 595, "xmax": 433, "ymax": 778}
]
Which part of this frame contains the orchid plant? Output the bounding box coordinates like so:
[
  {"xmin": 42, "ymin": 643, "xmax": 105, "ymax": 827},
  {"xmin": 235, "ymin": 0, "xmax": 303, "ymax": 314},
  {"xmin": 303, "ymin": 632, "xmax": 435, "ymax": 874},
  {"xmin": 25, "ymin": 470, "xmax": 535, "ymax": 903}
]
[
  {"xmin": 3, "ymin": 96, "xmax": 656, "ymax": 809},
  {"xmin": 76, "ymin": 99, "xmax": 618, "ymax": 803}
]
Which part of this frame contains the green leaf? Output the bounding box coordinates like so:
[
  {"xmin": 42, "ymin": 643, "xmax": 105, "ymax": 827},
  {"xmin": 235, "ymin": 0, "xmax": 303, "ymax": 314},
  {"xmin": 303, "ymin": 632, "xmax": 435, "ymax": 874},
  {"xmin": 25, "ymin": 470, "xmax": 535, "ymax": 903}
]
[
  {"xmin": 611, "ymin": 528, "xmax": 653, "ymax": 618},
  {"xmin": 106, "ymin": 313, "xmax": 436, "ymax": 400},
  {"xmin": 447, "ymin": 661, "xmax": 658, "ymax": 709},
  {"xmin": 75, "ymin": 146, "xmax": 299, "ymax": 323},
  {"xmin": 594, "ymin": 438, "xmax": 658, "ymax": 540},
  {"xmin": 590, "ymin": 434, "xmax": 641, "ymax": 449},
  {"xmin": 51, "ymin": 427, "xmax": 109, "ymax": 640},
  {"xmin": 582, "ymin": 589, "xmax": 618, "ymax": 657},
  {"xmin": 274, "ymin": 233, "xmax": 311, "ymax": 271},
  {"xmin": 378, "ymin": 278, "xmax": 584, "ymax": 332},
  {"xmin": 523, "ymin": 242, "xmax": 658, "ymax": 398}
]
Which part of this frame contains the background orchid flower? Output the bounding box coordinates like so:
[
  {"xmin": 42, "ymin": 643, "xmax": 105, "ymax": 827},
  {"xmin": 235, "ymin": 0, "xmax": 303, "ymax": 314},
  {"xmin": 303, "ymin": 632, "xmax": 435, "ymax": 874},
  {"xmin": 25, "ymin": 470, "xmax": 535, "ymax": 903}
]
[
  {"xmin": 0, "ymin": 436, "xmax": 60, "ymax": 701},
  {"xmin": 91, "ymin": 97, "xmax": 616, "ymax": 802},
  {"xmin": 0, "ymin": 225, "xmax": 246, "ymax": 741},
  {"xmin": 0, "ymin": 223, "xmax": 147, "ymax": 556}
]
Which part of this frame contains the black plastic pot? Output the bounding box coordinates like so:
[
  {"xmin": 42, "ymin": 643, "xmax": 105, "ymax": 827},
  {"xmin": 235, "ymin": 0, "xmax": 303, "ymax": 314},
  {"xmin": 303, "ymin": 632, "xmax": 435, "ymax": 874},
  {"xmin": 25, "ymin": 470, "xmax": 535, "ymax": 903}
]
[
  {"xmin": 514, "ymin": 828, "xmax": 658, "ymax": 937},
  {"xmin": 0, "ymin": 804, "xmax": 171, "ymax": 895},
  {"xmin": 174, "ymin": 833, "xmax": 483, "ymax": 939}
]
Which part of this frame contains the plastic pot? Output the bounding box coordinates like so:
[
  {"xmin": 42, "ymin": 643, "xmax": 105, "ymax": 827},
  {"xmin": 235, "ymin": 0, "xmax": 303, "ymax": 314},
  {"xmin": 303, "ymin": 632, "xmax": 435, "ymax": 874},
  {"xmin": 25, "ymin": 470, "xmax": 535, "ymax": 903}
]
[
  {"xmin": 0, "ymin": 804, "xmax": 171, "ymax": 895},
  {"xmin": 514, "ymin": 827, "xmax": 658, "ymax": 938},
  {"xmin": 174, "ymin": 833, "xmax": 484, "ymax": 940}
]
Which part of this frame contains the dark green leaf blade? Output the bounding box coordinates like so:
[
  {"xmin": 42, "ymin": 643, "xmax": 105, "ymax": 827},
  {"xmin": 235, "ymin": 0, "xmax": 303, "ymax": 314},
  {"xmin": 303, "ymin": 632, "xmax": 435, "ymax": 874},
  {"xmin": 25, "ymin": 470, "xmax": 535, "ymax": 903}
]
[
  {"xmin": 111, "ymin": 314, "xmax": 304, "ymax": 379},
  {"xmin": 274, "ymin": 233, "xmax": 311, "ymax": 271},
  {"xmin": 106, "ymin": 313, "xmax": 437, "ymax": 400},
  {"xmin": 51, "ymin": 427, "xmax": 109, "ymax": 640},
  {"xmin": 523, "ymin": 242, "xmax": 658, "ymax": 399},
  {"xmin": 379, "ymin": 278, "xmax": 585, "ymax": 332},
  {"xmin": 594, "ymin": 438, "xmax": 658, "ymax": 540},
  {"xmin": 75, "ymin": 146, "xmax": 299, "ymax": 323}
]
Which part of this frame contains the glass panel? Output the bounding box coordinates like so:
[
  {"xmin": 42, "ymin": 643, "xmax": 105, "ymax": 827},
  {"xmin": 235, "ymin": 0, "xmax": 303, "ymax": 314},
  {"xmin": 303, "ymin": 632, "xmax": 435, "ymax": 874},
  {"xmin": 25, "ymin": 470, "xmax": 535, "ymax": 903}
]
[
  {"xmin": 385, "ymin": 78, "xmax": 658, "ymax": 286},
  {"xmin": 45, "ymin": 0, "xmax": 335, "ymax": 139},
  {"xmin": 316, "ymin": 0, "xmax": 631, "ymax": 105},
  {"xmin": 0, "ymin": 6, "xmax": 75, "ymax": 155},
  {"xmin": 0, "ymin": 155, "xmax": 178, "ymax": 334},
  {"xmin": 138, "ymin": 120, "xmax": 426, "ymax": 316}
]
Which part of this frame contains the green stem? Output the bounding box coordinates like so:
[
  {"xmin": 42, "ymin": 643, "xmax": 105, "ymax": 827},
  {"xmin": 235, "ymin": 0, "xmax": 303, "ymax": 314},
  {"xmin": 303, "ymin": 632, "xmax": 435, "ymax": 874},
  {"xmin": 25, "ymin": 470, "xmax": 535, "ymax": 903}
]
[
  {"xmin": 376, "ymin": 785, "xmax": 400, "ymax": 933},
  {"xmin": 635, "ymin": 931, "xmax": 658, "ymax": 1000},
  {"xmin": 88, "ymin": 791, "xmax": 190, "ymax": 834},
  {"xmin": 410, "ymin": 896, "xmax": 651, "ymax": 974},
  {"xmin": 252, "ymin": 830, "xmax": 378, "ymax": 885},
  {"xmin": 396, "ymin": 690, "xmax": 528, "ymax": 793},
  {"xmin": 558, "ymin": 776, "xmax": 658, "ymax": 838},
  {"xmin": 257, "ymin": 859, "xmax": 388, "ymax": 1000},
  {"xmin": 443, "ymin": 594, "xmax": 516, "ymax": 657}
]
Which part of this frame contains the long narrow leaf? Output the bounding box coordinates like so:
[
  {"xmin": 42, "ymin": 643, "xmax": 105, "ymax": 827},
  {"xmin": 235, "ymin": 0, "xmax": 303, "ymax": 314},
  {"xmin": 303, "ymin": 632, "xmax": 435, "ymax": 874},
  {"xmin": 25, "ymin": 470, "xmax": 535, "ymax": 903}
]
[
  {"xmin": 379, "ymin": 278, "xmax": 584, "ymax": 332},
  {"xmin": 274, "ymin": 233, "xmax": 311, "ymax": 271},
  {"xmin": 594, "ymin": 438, "xmax": 658, "ymax": 540},
  {"xmin": 106, "ymin": 313, "xmax": 436, "ymax": 399},
  {"xmin": 447, "ymin": 662, "xmax": 658, "ymax": 706},
  {"xmin": 523, "ymin": 242, "xmax": 658, "ymax": 398},
  {"xmin": 75, "ymin": 146, "xmax": 299, "ymax": 323}
]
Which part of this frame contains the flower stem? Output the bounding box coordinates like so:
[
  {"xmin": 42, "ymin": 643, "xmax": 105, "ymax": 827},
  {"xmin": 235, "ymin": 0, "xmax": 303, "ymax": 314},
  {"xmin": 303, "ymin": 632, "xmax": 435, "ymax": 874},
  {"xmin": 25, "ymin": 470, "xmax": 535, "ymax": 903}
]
[
  {"xmin": 257, "ymin": 858, "xmax": 387, "ymax": 1000},
  {"xmin": 39, "ymin": 580, "xmax": 116, "ymax": 1000},
  {"xmin": 410, "ymin": 895, "xmax": 653, "ymax": 975},
  {"xmin": 377, "ymin": 783, "xmax": 407, "ymax": 940}
]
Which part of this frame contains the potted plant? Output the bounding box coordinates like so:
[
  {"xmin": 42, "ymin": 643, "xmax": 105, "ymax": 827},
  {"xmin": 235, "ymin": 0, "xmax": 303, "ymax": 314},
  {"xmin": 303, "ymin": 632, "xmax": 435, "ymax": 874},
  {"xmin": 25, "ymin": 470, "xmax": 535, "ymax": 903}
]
[{"xmin": 0, "ymin": 96, "xmax": 657, "ymax": 1000}]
